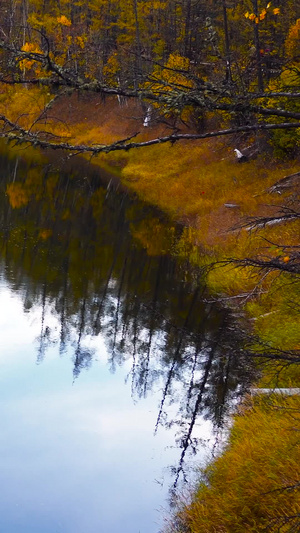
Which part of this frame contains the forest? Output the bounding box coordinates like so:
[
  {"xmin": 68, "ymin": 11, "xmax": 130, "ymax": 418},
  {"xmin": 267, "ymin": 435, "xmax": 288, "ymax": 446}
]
[
  {"xmin": 0, "ymin": 0, "xmax": 300, "ymax": 151},
  {"xmin": 0, "ymin": 1, "xmax": 299, "ymax": 532}
]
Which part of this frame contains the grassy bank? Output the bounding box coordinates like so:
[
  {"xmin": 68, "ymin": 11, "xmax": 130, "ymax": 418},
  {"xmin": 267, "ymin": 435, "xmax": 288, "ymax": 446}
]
[
  {"xmin": 1, "ymin": 86, "xmax": 299, "ymax": 360},
  {"xmin": 57, "ymin": 94, "xmax": 300, "ymax": 352},
  {"xmin": 166, "ymin": 395, "xmax": 300, "ymax": 533}
]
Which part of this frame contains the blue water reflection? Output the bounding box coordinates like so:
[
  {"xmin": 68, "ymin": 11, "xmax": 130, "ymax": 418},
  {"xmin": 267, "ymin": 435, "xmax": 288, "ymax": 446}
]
[{"xmin": 0, "ymin": 283, "xmax": 212, "ymax": 533}]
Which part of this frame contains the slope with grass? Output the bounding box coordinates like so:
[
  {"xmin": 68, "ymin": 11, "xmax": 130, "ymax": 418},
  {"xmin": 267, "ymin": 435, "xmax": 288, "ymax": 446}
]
[{"xmin": 166, "ymin": 395, "xmax": 300, "ymax": 533}]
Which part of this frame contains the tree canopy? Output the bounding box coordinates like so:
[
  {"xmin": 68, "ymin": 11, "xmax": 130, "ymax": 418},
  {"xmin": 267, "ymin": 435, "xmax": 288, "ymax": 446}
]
[{"xmin": 0, "ymin": 0, "xmax": 300, "ymax": 153}]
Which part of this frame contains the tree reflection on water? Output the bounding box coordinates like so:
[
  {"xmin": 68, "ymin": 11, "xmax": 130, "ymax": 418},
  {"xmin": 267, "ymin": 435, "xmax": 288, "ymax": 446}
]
[{"xmin": 0, "ymin": 149, "xmax": 256, "ymax": 485}]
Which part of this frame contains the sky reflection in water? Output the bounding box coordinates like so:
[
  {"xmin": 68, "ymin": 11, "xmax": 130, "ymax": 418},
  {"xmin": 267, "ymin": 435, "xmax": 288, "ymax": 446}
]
[{"xmin": 0, "ymin": 283, "xmax": 212, "ymax": 533}]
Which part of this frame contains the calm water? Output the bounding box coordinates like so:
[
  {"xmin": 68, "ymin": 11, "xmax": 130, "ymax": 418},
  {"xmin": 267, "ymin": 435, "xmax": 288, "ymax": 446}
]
[{"xmin": 0, "ymin": 148, "xmax": 254, "ymax": 532}]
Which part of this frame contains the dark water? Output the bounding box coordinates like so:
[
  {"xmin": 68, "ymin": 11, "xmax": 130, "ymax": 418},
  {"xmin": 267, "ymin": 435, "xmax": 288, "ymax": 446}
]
[{"xmin": 0, "ymin": 147, "xmax": 254, "ymax": 532}]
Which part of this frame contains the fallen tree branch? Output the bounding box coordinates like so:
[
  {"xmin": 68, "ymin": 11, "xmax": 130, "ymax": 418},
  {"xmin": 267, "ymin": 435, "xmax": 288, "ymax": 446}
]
[
  {"xmin": 231, "ymin": 206, "xmax": 300, "ymax": 232},
  {"xmin": 1, "ymin": 118, "xmax": 300, "ymax": 154},
  {"xmin": 267, "ymin": 171, "xmax": 300, "ymax": 192},
  {"xmin": 220, "ymin": 255, "xmax": 300, "ymax": 275}
]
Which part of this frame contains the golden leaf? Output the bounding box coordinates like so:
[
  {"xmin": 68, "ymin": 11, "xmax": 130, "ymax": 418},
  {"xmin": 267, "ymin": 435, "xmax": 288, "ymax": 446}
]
[{"xmin": 57, "ymin": 15, "xmax": 72, "ymax": 27}]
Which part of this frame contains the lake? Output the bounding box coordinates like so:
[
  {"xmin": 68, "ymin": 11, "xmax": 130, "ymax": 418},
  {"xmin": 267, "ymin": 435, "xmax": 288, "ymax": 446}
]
[{"xmin": 0, "ymin": 146, "xmax": 255, "ymax": 532}]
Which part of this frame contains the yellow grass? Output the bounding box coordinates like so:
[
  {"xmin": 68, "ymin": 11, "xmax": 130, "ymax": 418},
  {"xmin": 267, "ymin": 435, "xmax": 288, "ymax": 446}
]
[{"xmin": 169, "ymin": 396, "xmax": 300, "ymax": 533}]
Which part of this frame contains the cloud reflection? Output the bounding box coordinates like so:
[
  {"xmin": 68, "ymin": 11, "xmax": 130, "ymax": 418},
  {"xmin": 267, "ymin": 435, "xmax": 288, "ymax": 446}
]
[{"xmin": 0, "ymin": 311, "xmax": 208, "ymax": 533}]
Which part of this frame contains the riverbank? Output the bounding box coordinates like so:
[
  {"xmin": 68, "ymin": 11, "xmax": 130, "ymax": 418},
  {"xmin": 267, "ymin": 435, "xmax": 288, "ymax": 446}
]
[
  {"xmin": 1, "ymin": 87, "xmax": 299, "ymax": 355},
  {"xmin": 83, "ymin": 102, "xmax": 300, "ymax": 531},
  {"xmin": 165, "ymin": 393, "xmax": 300, "ymax": 533},
  {"xmin": 1, "ymin": 87, "xmax": 299, "ymax": 532}
]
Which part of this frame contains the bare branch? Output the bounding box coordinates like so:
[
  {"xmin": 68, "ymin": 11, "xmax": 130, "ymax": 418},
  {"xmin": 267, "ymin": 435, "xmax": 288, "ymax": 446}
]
[
  {"xmin": 2, "ymin": 40, "xmax": 300, "ymax": 122},
  {"xmin": 1, "ymin": 117, "xmax": 300, "ymax": 155},
  {"xmin": 220, "ymin": 256, "xmax": 300, "ymax": 275}
]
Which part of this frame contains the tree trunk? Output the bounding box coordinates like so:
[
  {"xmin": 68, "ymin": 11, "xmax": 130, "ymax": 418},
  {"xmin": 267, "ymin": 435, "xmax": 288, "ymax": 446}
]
[
  {"xmin": 133, "ymin": 0, "xmax": 143, "ymax": 89},
  {"xmin": 253, "ymin": 0, "xmax": 264, "ymax": 91},
  {"xmin": 222, "ymin": 0, "xmax": 232, "ymax": 83},
  {"xmin": 184, "ymin": 0, "xmax": 192, "ymax": 58}
]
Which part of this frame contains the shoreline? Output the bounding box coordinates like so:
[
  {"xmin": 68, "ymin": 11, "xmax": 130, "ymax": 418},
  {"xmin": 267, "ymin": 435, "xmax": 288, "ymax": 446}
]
[
  {"xmin": 1, "ymin": 95, "xmax": 299, "ymax": 530},
  {"xmin": 1, "ymin": 89, "xmax": 299, "ymax": 353}
]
